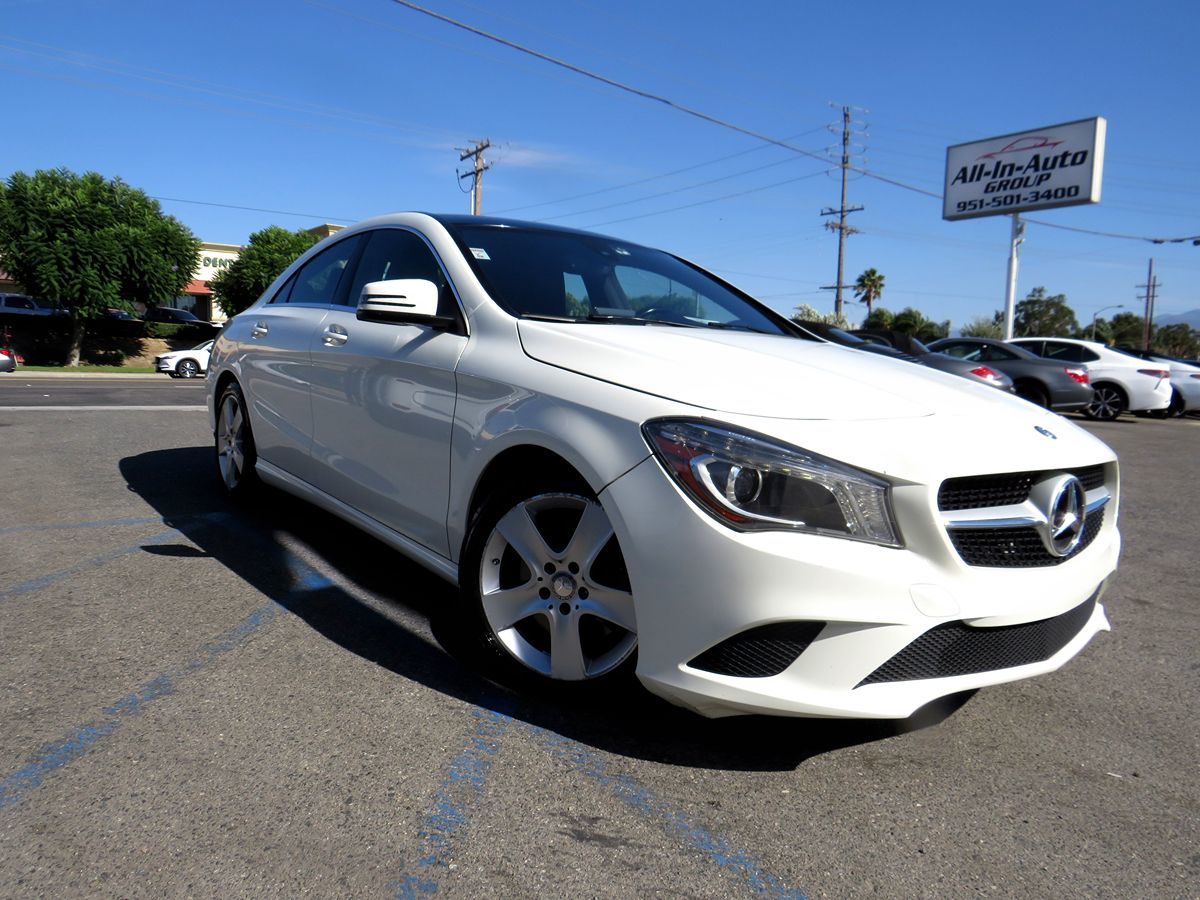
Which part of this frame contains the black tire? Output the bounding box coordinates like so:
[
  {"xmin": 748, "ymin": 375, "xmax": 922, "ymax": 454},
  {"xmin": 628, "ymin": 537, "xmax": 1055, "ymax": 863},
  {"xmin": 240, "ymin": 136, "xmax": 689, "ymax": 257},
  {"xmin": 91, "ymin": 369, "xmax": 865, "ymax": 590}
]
[
  {"xmin": 176, "ymin": 358, "xmax": 201, "ymax": 378},
  {"xmin": 459, "ymin": 473, "xmax": 637, "ymax": 695},
  {"xmin": 1084, "ymin": 384, "xmax": 1126, "ymax": 421},
  {"xmin": 1014, "ymin": 381, "xmax": 1049, "ymax": 408},
  {"xmin": 214, "ymin": 381, "xmax": 259, "ymax": 499},
  {"xmin": 1167, "ymin": 388, "xmax": 1186, "ymax": 418}
]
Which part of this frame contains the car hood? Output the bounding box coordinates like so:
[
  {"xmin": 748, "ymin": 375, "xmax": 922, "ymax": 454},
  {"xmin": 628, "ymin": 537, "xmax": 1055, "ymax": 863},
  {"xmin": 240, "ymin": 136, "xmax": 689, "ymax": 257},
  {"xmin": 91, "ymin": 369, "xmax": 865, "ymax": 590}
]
[{"xmin": 517, "ymin": 321, "xmax": 1031, "ymax": 422}]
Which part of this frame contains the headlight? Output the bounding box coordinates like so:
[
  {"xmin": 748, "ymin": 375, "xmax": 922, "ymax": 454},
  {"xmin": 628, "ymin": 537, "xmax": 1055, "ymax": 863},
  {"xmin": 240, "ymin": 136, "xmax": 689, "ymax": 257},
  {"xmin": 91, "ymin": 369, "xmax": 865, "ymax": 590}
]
[{"xmin": 642, "ymin": 418, "xmax": 901, "ymax": 547}]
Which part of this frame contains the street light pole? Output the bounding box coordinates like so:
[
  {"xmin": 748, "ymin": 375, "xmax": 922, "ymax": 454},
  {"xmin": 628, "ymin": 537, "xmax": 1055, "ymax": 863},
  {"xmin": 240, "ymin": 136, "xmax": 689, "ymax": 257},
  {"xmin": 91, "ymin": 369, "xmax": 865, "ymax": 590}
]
[{"xmin": 1090, "ymin": 304, "xmax": 1124, "ymax": 342}]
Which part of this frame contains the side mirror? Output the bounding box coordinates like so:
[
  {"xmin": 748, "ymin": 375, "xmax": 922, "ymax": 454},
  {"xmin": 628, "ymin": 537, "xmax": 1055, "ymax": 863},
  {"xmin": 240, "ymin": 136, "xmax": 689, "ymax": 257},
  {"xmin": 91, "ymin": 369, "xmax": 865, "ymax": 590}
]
[{"xmin": 356, "ymin": 279, "xmax": 457, "ymax": 329}]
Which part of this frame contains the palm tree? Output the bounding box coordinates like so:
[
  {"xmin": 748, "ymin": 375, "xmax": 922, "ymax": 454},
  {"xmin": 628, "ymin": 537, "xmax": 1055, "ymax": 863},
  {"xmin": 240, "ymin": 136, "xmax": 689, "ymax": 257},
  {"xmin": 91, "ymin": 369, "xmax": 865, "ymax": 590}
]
[{"xmin": 853, "ymin": 268, "xmax": 885, "ymax": 315}]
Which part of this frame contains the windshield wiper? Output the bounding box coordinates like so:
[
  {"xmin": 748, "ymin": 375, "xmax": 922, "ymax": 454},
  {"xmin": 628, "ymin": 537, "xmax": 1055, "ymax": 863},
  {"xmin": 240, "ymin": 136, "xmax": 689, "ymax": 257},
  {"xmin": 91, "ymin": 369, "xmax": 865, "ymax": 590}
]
[{"xmin": 701, "ymin": 321, "xmax": 772, "ymax": 335}]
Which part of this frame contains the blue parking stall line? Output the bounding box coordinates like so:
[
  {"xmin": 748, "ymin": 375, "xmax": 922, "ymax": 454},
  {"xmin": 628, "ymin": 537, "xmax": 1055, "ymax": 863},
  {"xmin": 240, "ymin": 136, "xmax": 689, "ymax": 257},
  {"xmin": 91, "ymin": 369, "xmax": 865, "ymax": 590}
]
[
  {"xmin": 0, "ymin": 528, "xmax": 188, "ymax": 601},
  {"xmin": 0, "ymin": 604, "xmax": 276, "ymax": 812},
  {"xmin": 390, "ymin": 707, "xmax": 513, "ymax": 899},
  {"xmin": 0, "ymin": 513, "xmax": 231, "ymax": 602},
  {"xmin": 528, "ymin": 726, "xmax": 807, "ymax": 900},
  {"xmin": 0, "ymin": 536, "xmax": 334, "ymax": 811},
  {"xmin": 390, "ymin": 702, "xmax": 805, "ymax": 900}
]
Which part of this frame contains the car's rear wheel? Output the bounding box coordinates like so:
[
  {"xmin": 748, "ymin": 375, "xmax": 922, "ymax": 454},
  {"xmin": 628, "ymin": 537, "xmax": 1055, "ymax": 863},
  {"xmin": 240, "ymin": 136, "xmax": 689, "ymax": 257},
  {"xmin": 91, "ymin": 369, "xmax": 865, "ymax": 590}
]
[
  {"xmin": 176, "ymin": 358, "xmax": 200, "ymax": 378},
  {"xmin": 461, "ymin": 481, "xmax": 637, "ymax": 692},
  {"xmin": 1084, "ymin": 384, "xmax": 1126, "ymax": 421},
  {"xmin": 1014, "ymin": 381, "xmax": 1049, "ymax": 408},
  {"xmin": 215, "ymin": 381, "xmax": 259, "ymax": 498}
]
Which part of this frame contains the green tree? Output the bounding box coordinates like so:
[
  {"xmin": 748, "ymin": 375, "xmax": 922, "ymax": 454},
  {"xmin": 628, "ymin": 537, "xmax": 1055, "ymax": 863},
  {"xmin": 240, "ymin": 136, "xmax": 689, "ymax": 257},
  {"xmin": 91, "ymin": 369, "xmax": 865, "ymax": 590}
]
[
  {"xmin": 0, "ymin": 168, "xmax": 199, "ymax": 365},
  {"xmin": 1012, "ymin": 287, "xmax": 1078, "ymax": 337},
  {"xmin": 1107, "ymin": 311, "xmax": 1148, "ymax": 348},
  {"xmin": 859, "ymin": 306, "xmax": 948, "ymax": 342},
  {"xmin": 852, "ymin": 268, "xmax": 885, "ymax": 316},
  {"xmin": 209, "ymin": 225, "xmax": 319, "ymax": 316},
  {"xmin": 1152, "ymin": 323, "xmax": 1200, "ymax": 358},
  {"xmin": 862, "ymin": 307, "xmax": 894, "ymax": 330},
  {"xmin": 960, "ymin": 315, "xmax": 1003, "ymax": 338},
  {"xmin": 891, "ymin": 307, "xmax": 950, "ymax": 342}
]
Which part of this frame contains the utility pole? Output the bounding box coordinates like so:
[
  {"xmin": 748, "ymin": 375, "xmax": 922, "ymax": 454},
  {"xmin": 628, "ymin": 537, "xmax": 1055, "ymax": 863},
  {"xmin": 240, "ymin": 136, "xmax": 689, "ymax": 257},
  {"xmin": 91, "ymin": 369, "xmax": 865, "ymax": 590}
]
[
  {"xmin": 1137, "ymin": 258, "xmax": 1159, "ymax": 351},
  {"xmin": 820, "ymin": 106, "xmax": 865, "ymax": 319},
  {"xmin": 1002, "ymin": 215, "xmax": 1026, "ymax": 340},
  {"xmin": 457, "ymin": 139, "xmax": 492, "ymax": 216}
]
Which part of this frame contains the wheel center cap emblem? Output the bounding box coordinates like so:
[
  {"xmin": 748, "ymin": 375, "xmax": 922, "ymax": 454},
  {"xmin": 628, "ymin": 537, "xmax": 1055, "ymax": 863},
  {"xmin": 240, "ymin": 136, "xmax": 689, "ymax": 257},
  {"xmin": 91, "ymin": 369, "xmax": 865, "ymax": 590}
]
[{"xmin": 551, "ymin": 573, "xmax": 577, "ymax": 599}]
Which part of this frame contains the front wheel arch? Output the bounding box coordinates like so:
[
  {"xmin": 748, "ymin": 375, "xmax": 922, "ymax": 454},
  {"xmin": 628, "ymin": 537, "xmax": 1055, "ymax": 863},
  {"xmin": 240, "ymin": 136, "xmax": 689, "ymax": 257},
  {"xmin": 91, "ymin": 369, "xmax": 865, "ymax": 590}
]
[{"xmin": 457, "ymin": 460, "xmax": 638, "ymax": 692}]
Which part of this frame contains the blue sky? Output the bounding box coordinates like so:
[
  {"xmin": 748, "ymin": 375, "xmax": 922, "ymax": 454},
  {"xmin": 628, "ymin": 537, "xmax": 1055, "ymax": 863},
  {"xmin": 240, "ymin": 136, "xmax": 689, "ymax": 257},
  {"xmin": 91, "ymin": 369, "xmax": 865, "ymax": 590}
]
[{"xmin": 3, "ymin": 0, "xmax": 1198, "ymax": 327}]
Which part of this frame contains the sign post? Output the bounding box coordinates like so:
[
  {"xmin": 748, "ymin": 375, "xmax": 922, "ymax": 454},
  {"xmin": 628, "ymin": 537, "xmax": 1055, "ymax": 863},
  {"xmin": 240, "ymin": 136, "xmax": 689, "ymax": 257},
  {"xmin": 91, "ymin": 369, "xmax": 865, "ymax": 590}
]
[{"xmin": 944, "ymin": 118, "xmax": 1106, "ymax": 338}]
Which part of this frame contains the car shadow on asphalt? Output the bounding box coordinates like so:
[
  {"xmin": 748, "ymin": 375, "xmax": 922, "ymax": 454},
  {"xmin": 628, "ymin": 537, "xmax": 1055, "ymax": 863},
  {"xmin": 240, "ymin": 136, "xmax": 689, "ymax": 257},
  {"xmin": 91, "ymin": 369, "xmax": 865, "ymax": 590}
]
[{"xmin": 120, "ymin": 445, "xmax": 974, "ymax": 773}]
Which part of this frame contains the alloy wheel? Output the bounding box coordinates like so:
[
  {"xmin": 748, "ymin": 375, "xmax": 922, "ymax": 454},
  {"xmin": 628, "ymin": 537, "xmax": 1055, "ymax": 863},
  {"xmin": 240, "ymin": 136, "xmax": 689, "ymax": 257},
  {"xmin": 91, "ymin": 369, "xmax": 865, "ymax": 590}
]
[
  {"xmin": 1086, "ymin": 386, "xmax": 1124, "ymax": 421},
  {"xmin": 216, "ymin": 392, "xmax": 246, "ymax": 491},
  {"xmin": 478, "ymin": 493, "xmax": 636, "ymax": 681}
]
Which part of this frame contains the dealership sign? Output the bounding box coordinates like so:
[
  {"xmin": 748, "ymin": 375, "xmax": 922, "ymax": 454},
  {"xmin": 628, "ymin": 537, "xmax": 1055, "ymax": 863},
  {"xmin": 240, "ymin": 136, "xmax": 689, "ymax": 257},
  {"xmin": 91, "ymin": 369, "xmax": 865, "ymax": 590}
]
[{"xmin": 943, "ymin": 117, "xmax": 1106, "ymax": 221}]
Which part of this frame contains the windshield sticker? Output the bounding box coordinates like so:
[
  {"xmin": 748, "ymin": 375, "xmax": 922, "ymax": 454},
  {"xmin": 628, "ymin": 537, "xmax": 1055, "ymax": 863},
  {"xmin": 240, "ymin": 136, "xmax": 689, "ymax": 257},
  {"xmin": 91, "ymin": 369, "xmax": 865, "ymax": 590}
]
[{"xmin": 469, "ymin": 247, "xmax": 491, "ymax": 260}]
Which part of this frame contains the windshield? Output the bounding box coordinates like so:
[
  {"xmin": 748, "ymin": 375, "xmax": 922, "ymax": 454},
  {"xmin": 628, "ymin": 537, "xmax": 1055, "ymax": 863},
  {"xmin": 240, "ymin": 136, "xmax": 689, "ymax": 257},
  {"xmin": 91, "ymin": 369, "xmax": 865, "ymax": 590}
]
[{"xmin": 447, "ymin": 224, "xmax": 790, "ymax": 335}]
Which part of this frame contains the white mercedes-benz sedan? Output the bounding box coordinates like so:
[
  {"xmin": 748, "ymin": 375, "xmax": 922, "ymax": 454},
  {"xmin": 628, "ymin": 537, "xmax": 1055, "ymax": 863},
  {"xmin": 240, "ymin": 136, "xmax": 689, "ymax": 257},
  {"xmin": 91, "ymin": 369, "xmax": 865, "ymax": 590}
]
[{"xmin": 206, "ymin": 213, "xmax": 1119, "ymax": 719}]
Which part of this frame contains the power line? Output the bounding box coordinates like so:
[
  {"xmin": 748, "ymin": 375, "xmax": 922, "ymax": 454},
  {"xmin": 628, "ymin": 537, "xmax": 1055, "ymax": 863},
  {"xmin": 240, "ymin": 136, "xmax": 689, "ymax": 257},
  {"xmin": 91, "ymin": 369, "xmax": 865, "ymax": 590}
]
[
  {"xmin": 388, "ymin": 0, "xmax": 842, "ymax": 170},
  {"xmin": 150, "ymin": 196, "xmax": 357, "ymax": 223},
  {"xmin": 539, "ymin": 155, "xmax": 823, "ymax": 221},
  {"xmin": 492, "ymin": 126, "xmax": 827, "ymax": 215},
  {"xmin": 580, "ymin": 169, "xmax": 831, "ymax": 228},
  {"xmin": 389, "ymin": 3, "xmax": 1200, "ymax": 247}
]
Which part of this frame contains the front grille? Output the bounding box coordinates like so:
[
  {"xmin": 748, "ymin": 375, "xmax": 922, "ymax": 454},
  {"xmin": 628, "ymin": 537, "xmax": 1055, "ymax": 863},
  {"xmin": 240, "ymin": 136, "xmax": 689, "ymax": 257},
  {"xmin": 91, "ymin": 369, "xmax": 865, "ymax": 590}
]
[
  {"xmin": 688, "ymin": 621, "xmax": 825, "ymax": 678},
  {"xmin": 938, "ymin": 464, "xmax": 1106, "ymax": 511},
  {"xmin": 857, "ymin": 593, "xmax": 1097, "ymax": 686},
  {"xmin": 950, "ymin": 508, "xmax": 1103, "ymax": 568}
]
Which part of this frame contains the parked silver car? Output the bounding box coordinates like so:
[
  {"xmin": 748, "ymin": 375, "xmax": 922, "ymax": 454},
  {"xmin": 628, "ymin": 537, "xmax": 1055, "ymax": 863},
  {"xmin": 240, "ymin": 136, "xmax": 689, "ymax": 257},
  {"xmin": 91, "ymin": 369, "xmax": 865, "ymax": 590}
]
[{"xmin": 928, "ymin": 337, "xmax": 1093, "ymax": 412}]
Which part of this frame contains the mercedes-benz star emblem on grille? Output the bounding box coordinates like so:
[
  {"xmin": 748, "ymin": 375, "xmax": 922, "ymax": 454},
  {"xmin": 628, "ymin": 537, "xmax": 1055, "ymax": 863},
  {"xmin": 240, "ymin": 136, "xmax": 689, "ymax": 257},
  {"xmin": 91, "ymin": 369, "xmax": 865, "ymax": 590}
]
[
  {"xmin": 1043, "ymin": 475, "xmax": 1086, "ymax": 557},
  {"xmin": 1035, "ymin": 425, "xmax": 1057, "ymax": 439}
]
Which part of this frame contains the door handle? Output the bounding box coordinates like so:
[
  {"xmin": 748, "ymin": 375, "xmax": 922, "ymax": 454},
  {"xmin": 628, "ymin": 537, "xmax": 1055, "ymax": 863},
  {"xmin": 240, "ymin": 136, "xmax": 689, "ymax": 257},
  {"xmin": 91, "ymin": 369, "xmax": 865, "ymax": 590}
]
[
  {"xmin": 322, "ymin": 324, "xmax": 349, "ymax": 346},
  {"xmin": 251, "ymin": 321, "xmax": 269, "ymax": 338}
]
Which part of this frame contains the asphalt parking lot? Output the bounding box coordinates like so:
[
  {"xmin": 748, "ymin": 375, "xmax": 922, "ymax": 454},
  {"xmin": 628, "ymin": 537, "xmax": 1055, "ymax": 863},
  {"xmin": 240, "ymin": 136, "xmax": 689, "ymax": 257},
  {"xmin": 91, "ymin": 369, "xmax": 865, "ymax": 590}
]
[{"xmin": 0, "ymin": 377, "xmax": 1196, "ymax": 898}]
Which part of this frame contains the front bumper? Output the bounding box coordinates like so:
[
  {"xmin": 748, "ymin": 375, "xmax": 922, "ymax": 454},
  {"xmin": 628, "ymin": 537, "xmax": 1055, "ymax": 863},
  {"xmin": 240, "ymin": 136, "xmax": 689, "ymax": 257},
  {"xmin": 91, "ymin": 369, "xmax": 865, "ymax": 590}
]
[{"xmin": 602, "ymin": 455, "xmax": 1118, "ymax": 719}]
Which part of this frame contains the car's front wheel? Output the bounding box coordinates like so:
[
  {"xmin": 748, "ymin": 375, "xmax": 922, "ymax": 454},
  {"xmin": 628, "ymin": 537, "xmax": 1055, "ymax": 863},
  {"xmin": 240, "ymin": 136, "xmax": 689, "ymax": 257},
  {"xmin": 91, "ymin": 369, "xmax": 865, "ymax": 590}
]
[
  {"xmin": 461, "ymin": 481, "xmax": 637, "ymax": 691},
  {"xmin": 176, "ymin": 358, "xmax": 200, "ymax": 378},
  {"xmin": 1084, "ymin": 384, "xmax": 1126, "ymax": 421},
  {"xmin": 215, "ymin": 381, "xmax": 259, "ymax": 498}
]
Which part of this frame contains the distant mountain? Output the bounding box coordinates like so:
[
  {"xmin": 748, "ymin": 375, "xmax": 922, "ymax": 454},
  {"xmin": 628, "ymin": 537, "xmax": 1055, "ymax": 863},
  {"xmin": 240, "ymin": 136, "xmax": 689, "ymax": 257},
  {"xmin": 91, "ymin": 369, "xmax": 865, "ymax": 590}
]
[{"xmin": 1155, "ymin": 309, "xmax": 1200, "ymax": 329}]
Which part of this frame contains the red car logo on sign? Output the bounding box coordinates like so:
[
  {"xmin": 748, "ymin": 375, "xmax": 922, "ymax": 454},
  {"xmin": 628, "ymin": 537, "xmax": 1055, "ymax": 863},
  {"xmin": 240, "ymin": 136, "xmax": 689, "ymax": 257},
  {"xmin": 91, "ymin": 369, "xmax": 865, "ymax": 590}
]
[{"xmin": 977, "ymin": 136, "xmax": 1064, "ymax": 160}]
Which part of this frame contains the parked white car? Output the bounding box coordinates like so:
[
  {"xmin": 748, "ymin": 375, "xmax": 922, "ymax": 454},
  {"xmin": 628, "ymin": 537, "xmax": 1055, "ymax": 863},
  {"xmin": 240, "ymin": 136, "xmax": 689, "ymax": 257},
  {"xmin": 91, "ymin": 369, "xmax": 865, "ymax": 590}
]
[
  {"xmin": 1010, "ymin": 337, "xmax": 1172, "ymax": 420},
  {"xmin": 207, "ymin": 213, "xmax": 1119, "ymax": 719},
  {"xmin": 1112, "ymin": 348, "xmax": 1200, "ymax": 417},
  {"xmin": 155, "ymin": 340, "xmax": 213, "ymax": 378}
]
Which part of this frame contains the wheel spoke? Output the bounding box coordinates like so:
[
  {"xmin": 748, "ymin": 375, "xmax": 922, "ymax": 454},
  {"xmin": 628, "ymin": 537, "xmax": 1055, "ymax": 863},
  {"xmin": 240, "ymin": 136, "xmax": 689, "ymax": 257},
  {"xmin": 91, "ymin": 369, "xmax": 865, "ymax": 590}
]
[
  {"xmin": 563, "ymin": 500, "xmax": 614, "ymax": 569},
  {"xmin": 549, "ymin": 613, "xmax": 588, "ymax": 680},
  {"xmin": 483, "ymin": 585, "xmax": 548, "ymax": 632},
  {"xmin": 495, "ymin": 504, "xmax": 554, "ymax": 571},
  {"xmin": 579, "ymin": 585, "xmax": 636, "ymax": 634}
]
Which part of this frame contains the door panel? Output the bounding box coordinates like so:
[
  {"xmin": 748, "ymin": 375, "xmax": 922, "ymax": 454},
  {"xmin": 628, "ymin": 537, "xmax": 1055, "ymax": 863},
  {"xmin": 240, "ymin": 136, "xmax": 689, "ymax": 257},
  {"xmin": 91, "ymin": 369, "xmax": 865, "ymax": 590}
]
[
  {"xmin": 236, "ymin": 234, "xmax": 363, "ymax": 484},
  {"xmin": 308, "ymin": 228, "xmax": 468, "ymax": 556},
  {"xmin": 309, "ymin": 311, "xmax": 465, "ymax": 555}
]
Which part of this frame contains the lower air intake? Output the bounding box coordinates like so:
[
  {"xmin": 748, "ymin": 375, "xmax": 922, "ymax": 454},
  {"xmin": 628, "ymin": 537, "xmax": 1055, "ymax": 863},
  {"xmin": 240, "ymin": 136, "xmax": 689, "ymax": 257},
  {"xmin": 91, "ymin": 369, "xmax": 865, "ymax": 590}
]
[
  {"xmin": 857, "ymin": 594, "xmax": 1097, "ymax": 687},
  {"xmin": 688, "ymin": 622, "xmax": 825, "ymax": 678}
]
